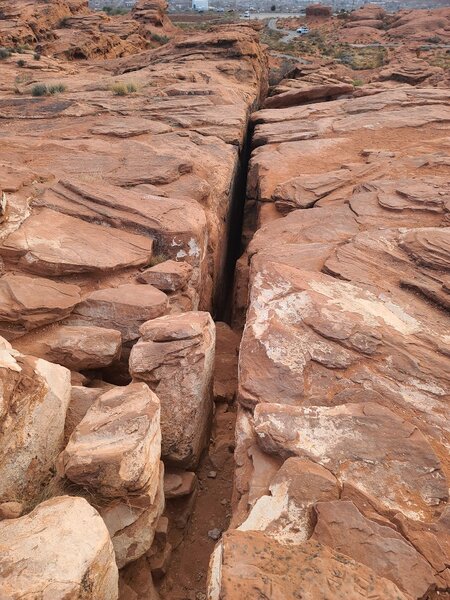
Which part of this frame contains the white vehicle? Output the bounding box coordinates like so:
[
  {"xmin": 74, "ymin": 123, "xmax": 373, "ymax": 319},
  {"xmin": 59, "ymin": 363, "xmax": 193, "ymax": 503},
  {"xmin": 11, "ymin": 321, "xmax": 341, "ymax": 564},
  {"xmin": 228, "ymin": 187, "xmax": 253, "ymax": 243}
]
[
  {"xmin": 296, "ymin": 25, "xmax": 310, "ymax": 34},
  {"xmin": 243, "ymin": 10, "xmax": 250, "ymax": 17}
]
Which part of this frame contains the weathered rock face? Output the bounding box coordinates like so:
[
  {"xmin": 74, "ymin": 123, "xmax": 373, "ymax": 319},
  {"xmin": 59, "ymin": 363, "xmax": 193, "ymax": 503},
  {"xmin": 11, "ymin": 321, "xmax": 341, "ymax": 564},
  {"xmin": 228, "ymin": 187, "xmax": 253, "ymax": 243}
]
[
  {"xmin": 0, "ymin": 495, "xmax": 118, "ymax": 599},
  {"xmin": 223, "ymin": 79, "xmax": 450, "ymax": 598},
  {"xmin": 208, "ymin": 532, "xmax": 408, "ymax": 600},
  {"xmin": 0, "ymin": 338, "xmax": 71, "ymax": 504},
  {"xmin": 312, "ymin": 500, "xmax": 437, "ymax": 598},
  {"xmin": 130, "ymin": 312, "xmax": 215, "ymax": 468}
]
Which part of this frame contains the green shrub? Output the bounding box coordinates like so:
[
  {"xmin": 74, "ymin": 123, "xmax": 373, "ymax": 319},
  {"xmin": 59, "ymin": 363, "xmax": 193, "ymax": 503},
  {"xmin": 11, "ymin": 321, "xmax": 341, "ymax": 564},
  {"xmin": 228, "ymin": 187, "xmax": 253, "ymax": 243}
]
[
  {"xmin": 31, "ymin": 84, "xmax": 48, "ymax": 97},
  {"xmin": 17, "ymin": 59, "xmax": 26, "ymax": 68},
  {"xmin": 126, "ymin": 82, "xmax": 137, "ymax": 93},
  {"xmin": 48, "ymin": 83, "xmax": 67, "ymax": 94},
  {"xmin": 151, "ymin": 33, "xmax": 170, "ymax": 44},
  {"xmin": 426, "ymin": 35, "xmax": 441, "ymax": 44},
  {"xmin": 34, "ymin": 52, "xmax": 41, "ymax": 61},
  {"xmin": 352, "ymin": 78, "xmax": 364, "ymax": 87},
  {"xmin": 0, "ymin": 47, "xmax": 10, "ymax": 60}
]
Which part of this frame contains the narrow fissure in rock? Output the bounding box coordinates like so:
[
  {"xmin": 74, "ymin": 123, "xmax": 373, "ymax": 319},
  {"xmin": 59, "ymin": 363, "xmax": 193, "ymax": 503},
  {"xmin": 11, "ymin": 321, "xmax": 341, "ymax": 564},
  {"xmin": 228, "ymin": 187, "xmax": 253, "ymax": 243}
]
[{"xmin": 0, "ymin": 3, "xmax": 449, "ymax": 600}]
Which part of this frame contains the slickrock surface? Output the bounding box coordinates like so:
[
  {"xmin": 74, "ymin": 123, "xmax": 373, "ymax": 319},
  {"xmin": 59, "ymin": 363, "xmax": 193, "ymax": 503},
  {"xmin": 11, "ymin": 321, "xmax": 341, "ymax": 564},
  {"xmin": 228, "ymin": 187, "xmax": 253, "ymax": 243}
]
[
  {"xmin": 130, "ymin": 312, "xmax": 215, "ymax": 468},
  {"xmin": 223, "ymin": 75, "xmax": 450, "ymax": 598},
  {"xmin": 0, "ymin": 495, "xmax": 119, "ymax": 599}
]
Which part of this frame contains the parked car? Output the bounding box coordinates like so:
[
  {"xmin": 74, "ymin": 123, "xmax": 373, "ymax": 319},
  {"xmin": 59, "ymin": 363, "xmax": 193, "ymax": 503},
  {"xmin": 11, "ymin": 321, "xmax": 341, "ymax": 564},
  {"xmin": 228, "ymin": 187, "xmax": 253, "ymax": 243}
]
[
  {"xmin": 296, "ymin": 25, "xmax": 310, "ymax": 34},
  {"xmin": 243, "ymin": 10, "xmax": 250, "ymax": 18}
]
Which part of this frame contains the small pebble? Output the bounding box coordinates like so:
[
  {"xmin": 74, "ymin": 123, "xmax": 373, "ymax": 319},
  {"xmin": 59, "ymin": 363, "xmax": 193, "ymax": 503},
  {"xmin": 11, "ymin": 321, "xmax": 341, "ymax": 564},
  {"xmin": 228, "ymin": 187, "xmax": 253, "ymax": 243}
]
[
  {"xmin": 208, "ymin": 528, "xmax": 222, "ymax": 541},
  {"xmin": 220, "ymin": 498, "xmax": 227, "ymax": 506},
  {"xmin": 207, "ymin": 470, "xmax": 217, "ymax": 479}
]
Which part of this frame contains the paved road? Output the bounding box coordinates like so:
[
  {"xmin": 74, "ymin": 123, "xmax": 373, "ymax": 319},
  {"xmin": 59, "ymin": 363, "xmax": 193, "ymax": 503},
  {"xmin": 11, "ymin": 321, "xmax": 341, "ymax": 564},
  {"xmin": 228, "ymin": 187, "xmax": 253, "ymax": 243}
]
[{"xmin": 267, "ymin": 17, "xmax": 300, "ymax": 43}]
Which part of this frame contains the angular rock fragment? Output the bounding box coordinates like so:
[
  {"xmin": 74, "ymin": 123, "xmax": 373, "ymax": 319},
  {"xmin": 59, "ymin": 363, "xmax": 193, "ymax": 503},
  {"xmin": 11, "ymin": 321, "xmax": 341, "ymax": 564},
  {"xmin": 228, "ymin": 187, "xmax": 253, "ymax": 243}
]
[
  {"xmin": 0, "ymin": 339, "xmax": 71, "ymax": 504},
  {"xmin": 59, "ymin": 383, "xmax": 161, "ymax": 499},
  {"xmin": 312, "ymin": 500, "xmax": 437, "ymax": 598},
  {"xmin": 0, "ymin": 274, "xmax": 81, "ymax": 340},
  {"xmin": 0, "ymin": 496, "xmax": 118, "ymax": 600},
  {"xmin": 130, "ymin": 312, "xmax": 215, "ymax": 467},
  {"xmin": 208, "ymin": 531, "xmax": 408, "ymax": 600},
  {"xmin": 70, "ymin": 284, "xmax": 168, "ymax": 342},
  {"xmin": 137, "ymin": 259, "xmax": 193, "ymax": 292},
  {"xmin": 14, "ymin": 325, "xmax": 122, "ymax": 371}
]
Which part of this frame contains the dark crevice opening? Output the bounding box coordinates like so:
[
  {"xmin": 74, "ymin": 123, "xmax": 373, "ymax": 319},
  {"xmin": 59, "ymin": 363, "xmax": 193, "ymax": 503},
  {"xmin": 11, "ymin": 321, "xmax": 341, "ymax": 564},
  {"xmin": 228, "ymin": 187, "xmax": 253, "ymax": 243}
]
[{"xmin": 215, "ymin": 118, "xmax": 255, "ymax": 323}]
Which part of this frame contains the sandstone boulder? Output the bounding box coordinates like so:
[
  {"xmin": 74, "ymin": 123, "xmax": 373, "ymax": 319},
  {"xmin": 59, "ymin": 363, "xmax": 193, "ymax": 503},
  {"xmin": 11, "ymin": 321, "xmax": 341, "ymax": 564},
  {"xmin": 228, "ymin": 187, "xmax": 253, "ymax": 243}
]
[
  {"xmin": 0, "ymin": 495, "xmax": 118, "ymax": 599},
  {"xmin": 14, "ymin": 325, "xmax": 122, "ymax": 371},
  {"xmin": 70, "ymin": 284, "xmax": 168, "ymax": 343},
  {"xmin": 0, "ymin": 339, "xmax": 71, "ymax": 504},
  {"xmin": 208, "ymin": 531, "xmax": 408, "ymax": 599},
  {"xmin": 59, "ymin": 383, "xmax": 161, "ymax": 499},
  {"xmin": 137, "ymin": 259, "xmax": 193, "ymax": 292},
  {"xmin": 130, "ymin": 311, "xmax": 215, "ymax": 467}
]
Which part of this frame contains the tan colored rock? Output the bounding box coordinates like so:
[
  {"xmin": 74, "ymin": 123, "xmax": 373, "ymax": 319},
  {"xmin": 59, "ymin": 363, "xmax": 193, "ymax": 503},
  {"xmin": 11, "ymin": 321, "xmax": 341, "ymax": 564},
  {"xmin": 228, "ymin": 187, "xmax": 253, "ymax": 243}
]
[
  {"xmin": 130, "ymin": 311, "xmax": 215, "ymax": 468},
  {"xmin": 0, "ymin": 501, "xmax": 23, "ymax": 520},
  {"xmin": 137, "ymin": 259, "xmax": 193, "ymax": 292},
  {"xmin": 164, "ymin": 470, "xmax": 197, "ymax": 499},
  {"xmin": 312, "ymin": 500, "xmax": 437, "ymax": 598},
  {"xmin": 101, "ymin": 462, "xmax": 165, "ymax": 568},
  {"xmin": 239, "ymin": 458, "xmax": 339, "ymax": 544},
  {"xmin": 0, "ymin": 495, "xmax": 118, "ymax": 599},
  {"xmin": 0, "ymin": 339, "xmax": 71, "ymax": 504},
  {"xmin": 70, "ymin": 284, "xmax": 168, "ymax": 342},
  {"xmin": 0, "ymin": 274, "xmax": 81, "ymax": 340},
  {"xmin": 208, "ymin": 531, "xmax": 408, "ymax": 600},
  {"xmin": 59, "ymin": 382, "xmax": 161, "ymax": 499},
  {"xmin": 1, "ymin": 208, "xmax": 153, "ymax": 276},
  {"xmin": 14, "ymin": 325, "xmax": 122, "ymax": 371}
]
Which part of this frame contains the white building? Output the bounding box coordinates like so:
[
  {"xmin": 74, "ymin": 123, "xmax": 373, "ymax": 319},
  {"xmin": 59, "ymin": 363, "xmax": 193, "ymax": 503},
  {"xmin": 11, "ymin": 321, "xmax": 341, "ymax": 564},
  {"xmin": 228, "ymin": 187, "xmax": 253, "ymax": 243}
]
[{"xmin": 192, "ymin": 0, "xmax": 209, "ymax": 10}]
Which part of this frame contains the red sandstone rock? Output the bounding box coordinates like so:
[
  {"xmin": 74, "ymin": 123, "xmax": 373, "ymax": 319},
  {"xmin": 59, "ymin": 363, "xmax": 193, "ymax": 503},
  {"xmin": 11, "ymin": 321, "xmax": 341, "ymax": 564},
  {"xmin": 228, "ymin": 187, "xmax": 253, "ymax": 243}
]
[
  {"xmin": 0, "ymin": 339, "xmax": 71, "ymax": 504},
  {"xmin": 0, "ymin": 274, "xmax": 81, "ymax": 340},
  {"xmin": 1, "ymin": 208, "xmax": 153, "ymax": 276},
  {"xmin": 130, "ymin": 312, "xmax": 215, "ymax": 468},
  {"xmin": 70, "ymin": 284, "xmax": 168, "ymax": 343},
  {"xmin": 14, "ymin": 325, "xmax": 122, "ymax": 371},
  {"xmin": 208, "ymin": 532, "xmax": 408, "ymax": 599},
  {"xmin": 137, "ymin": 259, "xmax": 193, "ymax": 292},
  {"xmin": 312, "ymin": 500, "xmax": 437, "ymax": 597},
  {"xmin": 59, "ymin": 383, "xmax": 161, "ymax": 499}
]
